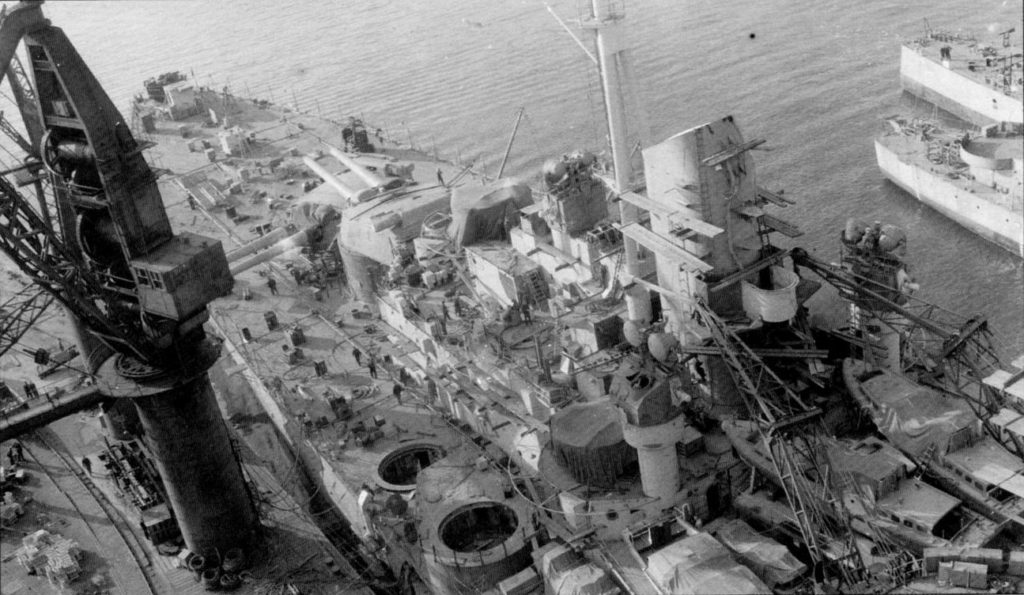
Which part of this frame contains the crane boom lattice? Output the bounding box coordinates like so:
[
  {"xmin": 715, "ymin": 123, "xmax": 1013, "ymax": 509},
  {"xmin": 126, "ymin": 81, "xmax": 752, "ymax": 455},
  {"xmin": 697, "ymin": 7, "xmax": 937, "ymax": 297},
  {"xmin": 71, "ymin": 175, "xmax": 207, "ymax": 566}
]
[{"xmin": 692, "ymin": 300, "xmax": 870, "ymax": 589}]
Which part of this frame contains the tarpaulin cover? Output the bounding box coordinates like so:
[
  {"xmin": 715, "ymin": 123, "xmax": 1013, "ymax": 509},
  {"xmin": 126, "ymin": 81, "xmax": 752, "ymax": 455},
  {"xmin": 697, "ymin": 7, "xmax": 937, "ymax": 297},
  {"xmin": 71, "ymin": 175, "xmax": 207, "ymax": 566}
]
[
  {"xmin": 447, "ymin": 180, "xmax": 532, "ymax": 246},
  {"xmin": 846, "ymin": 359, "xmax": 977, "ymax": 457},
  {"xmin": 715, "ymin": 519, "xmax": 806, "ymax": 588},
  {"xmin": 740, "ymin": 266, "xmax": 799, "ymax": 323},
  {"xmin": 645, "ymin": 533, "xmax": 769, "ymax": 595},
  {"xmin": 551, "ymin": 401, "xmax": 635, "ymax": 488},
  {"xmin": 541, "ymin": 547, "xmax": 619, "ymax": 595}
]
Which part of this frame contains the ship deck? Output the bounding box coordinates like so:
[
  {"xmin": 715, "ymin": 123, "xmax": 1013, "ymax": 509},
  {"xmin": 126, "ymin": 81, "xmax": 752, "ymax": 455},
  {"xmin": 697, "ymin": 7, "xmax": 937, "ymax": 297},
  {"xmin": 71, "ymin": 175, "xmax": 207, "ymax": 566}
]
[
  {"xmin": 875, "ymin": 128, "xmax": 1023, "ymax": 215},
  {"xmin": 905, "ymin": 36, "xmax": 1023, "ymax": 103}
]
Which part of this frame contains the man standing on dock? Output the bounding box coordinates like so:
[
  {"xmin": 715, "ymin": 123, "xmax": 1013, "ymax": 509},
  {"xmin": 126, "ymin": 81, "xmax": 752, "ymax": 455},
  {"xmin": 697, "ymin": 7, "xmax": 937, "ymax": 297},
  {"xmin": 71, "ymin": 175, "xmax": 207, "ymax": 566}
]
[{"xmin": 267, "ymin": 276, "xmax": 278, "ymax": 296}]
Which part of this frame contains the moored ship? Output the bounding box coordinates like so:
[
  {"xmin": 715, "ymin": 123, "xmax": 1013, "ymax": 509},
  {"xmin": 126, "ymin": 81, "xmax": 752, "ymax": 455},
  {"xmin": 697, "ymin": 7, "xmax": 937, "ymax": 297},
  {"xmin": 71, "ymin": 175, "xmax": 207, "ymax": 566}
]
[
  {"xmin": 899, "ymin": 26, "xmax": 1022, "ymax": 126},
  {"xmin": 876, "ymin": 25, "xmax": 1024, "ymax": 257},
  {"xmin": 874, "ymin": 116, "xmax": 1023, "ymax": 257}
]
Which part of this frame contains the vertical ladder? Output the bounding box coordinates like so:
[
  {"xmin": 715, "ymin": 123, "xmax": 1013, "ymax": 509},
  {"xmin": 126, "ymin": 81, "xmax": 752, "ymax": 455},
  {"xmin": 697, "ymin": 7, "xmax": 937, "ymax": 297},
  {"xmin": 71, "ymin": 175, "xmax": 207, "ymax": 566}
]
[{"xmin": 524, "ymin": 269, "xmax": 547, "ymax": 305}]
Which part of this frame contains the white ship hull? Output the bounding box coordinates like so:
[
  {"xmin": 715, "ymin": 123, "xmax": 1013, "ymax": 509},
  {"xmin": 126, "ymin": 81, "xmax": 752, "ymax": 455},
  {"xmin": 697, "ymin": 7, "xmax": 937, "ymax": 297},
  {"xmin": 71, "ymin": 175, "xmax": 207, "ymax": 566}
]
[
  {"xmin": 875, "ymin": 139, "xmax": 1024, "ymax": 257},
  {"xmin": 900, "ymin": 45, "xmax": 1023, "ymax": 126}
]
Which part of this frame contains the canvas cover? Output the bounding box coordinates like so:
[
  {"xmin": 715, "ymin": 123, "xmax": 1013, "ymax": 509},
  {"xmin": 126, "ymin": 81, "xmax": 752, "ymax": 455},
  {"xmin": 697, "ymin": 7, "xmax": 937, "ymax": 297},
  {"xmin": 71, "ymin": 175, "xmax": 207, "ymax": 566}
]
[
  {"xmin": 645, "ymin": 533, "xmax": 769, "ymax": 595},
  {"xmin": 848, "ymin": 360, "xmax": 976, "ymax": 457},
  {"xmin": 715, "ymin": 519, "xmax": 806, "ymax": 587},
  {"xmin": 740, "ymin": 266, "xmax": 799, "ymax": 323},
  {"xmin": 541, "ymin": 546, "xmax": 619, "ymax": 595},
  {"xmin": 447, "ymin": 181, "xmax": 532, "ymax": 246},
  {"xmin": 550, "ymin": 401, "xmax": 635, "ymax": 488}
]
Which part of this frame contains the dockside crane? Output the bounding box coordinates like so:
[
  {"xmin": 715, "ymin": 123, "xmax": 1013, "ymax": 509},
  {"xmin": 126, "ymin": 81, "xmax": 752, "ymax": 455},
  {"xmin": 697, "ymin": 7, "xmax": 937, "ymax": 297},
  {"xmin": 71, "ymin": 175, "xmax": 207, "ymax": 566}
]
[
  {"xmin": 0, "ymin": 1, "xmax": 259, "ymax": 554},
  {"xmin": 791, "ymin": 245, "xmax": 1024, "ymax": 461}
]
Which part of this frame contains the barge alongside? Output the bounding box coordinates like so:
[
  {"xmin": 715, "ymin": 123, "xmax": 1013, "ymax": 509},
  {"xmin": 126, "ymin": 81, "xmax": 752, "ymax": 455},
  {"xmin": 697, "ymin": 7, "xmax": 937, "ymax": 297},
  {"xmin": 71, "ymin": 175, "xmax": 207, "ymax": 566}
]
[{"xmin": 875, "ymin": 27, "xmax": 1024, "ymax": 257}]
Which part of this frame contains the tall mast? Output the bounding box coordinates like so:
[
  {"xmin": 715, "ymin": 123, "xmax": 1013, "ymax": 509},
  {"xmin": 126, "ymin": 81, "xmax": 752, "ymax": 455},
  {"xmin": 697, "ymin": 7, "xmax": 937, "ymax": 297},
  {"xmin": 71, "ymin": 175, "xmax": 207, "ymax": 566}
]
[
  {"xmin": 587, "ymin": 1, "xmax": 648, "ymax": 319},
  {"xmin": 589, "ymin": 0, "xmax": 632, "ymax": 192}
]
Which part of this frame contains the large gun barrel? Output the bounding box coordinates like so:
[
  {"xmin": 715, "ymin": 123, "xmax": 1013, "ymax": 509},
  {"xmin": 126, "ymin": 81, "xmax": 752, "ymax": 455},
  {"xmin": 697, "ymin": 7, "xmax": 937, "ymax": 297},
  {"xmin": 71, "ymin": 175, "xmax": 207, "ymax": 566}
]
[
  {"xmin": 225, "ymin": 226, "xmax": 290, "ymax": 262},
  {"xmin": 327, "ymin": 145, "xmax": 386, "ymax": 189},
  {"xmin": 302, "ymin": 156, "xmax": 356, "ymax": 201},
  {"xmin": 229, "ymin": 228, "xmax": 310, "ymax": 276}
]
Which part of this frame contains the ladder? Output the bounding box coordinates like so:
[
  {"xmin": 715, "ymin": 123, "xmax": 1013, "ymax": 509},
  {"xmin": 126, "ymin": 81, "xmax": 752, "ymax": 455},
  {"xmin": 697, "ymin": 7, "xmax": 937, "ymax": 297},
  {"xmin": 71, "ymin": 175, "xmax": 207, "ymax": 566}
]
[{"xmin": 522, "ymin": 269, "xmax": 547, "ymax": 305}]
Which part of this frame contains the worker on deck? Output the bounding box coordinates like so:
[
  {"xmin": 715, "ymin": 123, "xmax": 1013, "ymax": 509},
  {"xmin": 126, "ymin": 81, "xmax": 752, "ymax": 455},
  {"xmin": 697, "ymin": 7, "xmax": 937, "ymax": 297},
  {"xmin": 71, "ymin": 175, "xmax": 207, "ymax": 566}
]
[
  {"xmin": 520, "ymin": 301, "xmax": 532, "ymax": 324},
  {"xmin": 267, "ymin": 276, "xmax": 278, "ymax": 295}
]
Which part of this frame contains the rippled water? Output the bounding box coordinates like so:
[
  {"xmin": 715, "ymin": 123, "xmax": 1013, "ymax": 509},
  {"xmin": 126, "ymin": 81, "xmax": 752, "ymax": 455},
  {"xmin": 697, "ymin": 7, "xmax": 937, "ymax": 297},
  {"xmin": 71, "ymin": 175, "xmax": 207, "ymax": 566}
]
[{"xmin": 35, "ymin": 0, "xmax": 1024, "ymax": 356}]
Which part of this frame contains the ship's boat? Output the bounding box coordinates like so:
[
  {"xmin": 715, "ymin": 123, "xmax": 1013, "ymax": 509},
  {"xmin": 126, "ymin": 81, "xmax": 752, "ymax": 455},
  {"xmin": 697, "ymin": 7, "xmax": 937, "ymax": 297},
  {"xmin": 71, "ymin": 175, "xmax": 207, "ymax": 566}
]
[
  {"xmin": 722, "ymin": 419, "xmax": 1000, "ymax": 554},
  {"xmin": 842, "ymin": 358, "xmax": 1024, "ymax": 536}
]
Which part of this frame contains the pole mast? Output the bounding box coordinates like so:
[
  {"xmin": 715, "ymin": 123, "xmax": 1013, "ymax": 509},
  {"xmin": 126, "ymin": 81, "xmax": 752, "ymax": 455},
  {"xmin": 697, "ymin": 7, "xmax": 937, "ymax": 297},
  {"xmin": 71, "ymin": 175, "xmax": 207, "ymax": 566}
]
[
  {"xmin": 589, "ymin": 0, "xmax": 632, "ymax": 193},
  {"xmin": 587, "ymin": 1, "xmax": 650, "ymax": 322}
]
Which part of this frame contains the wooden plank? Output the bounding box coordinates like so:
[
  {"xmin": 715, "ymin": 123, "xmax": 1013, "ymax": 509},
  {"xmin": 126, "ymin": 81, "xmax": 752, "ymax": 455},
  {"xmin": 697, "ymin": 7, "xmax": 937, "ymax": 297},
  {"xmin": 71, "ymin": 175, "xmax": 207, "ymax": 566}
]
[
  {"xmin": 757, "ymin": 186, "xmax": 796, "ymax": 206},
  {"xmin": 762, "ymin": 213, "xmax": 803, "ymax": 238},
  {"xmin": 701, "ymin": 138, "xmax": 766, "ymax": 167},
  {"xmin": 617, "ymin": 222, "xmax": 713, "ymax": 273},
  {"xmin": 624, "ymin": 275, "xmax": 678, "ymax": 298},
  {"xmin": 732, "ymin": 204, "xmax": 764, "ymax": 218},
  {"xmin": 619, "ymin": 191, "xmax": 723, "ymax": 239},
  {"xmin": 708, "ymin": 248, "xmax": 792, "ymax": 293},
  {"xmin": 676, "ymin": 345, "xmax": 830, "ymax": 359}
]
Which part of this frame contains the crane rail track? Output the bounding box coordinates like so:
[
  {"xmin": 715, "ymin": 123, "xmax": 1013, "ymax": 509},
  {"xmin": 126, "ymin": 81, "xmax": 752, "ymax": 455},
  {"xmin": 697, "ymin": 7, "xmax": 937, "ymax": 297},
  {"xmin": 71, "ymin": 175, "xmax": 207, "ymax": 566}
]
[{"xmin": 26, "ymin": 428, "xmax": 160, "ymax": 594}]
